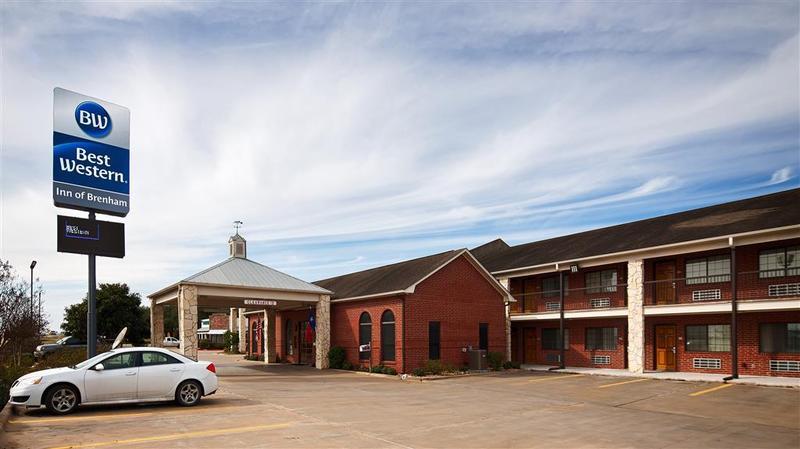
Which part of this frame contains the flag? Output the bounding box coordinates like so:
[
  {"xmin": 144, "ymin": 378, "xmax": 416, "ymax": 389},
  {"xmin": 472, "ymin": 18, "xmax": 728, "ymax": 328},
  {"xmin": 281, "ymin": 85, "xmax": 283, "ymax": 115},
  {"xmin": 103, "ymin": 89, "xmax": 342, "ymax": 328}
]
[{"xmin": 305, "ymin": 310, "xmax": 316, "ymax": 342}]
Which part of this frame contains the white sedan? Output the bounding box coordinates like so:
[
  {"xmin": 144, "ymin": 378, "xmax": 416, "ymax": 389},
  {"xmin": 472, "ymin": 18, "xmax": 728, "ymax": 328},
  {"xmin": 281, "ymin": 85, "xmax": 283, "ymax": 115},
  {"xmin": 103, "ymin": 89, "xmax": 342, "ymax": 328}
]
[
  {"xmin": 9, "ymin": 347, "xmax": 218, "ymax": 414},
  {"xmin": 162, "ymin": 336, "xmax": 180, "ymax": 347}
]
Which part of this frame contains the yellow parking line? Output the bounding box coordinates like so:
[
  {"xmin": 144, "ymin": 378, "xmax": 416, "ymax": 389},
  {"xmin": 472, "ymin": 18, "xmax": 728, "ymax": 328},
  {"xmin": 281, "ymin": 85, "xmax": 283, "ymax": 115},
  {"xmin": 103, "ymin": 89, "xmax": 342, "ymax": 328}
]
[
  {"xmin": 598, "ymin": 378, "xmax": 649, "ymax": 389},
  {"xmin": 689, "ymin": 383, "xmax": 734, "ymax": 397},
  {"xmin": 48, "ymin": 422, "xmax": 291, "ymax": 449},
  {"xmin": 528, "ymin": 374, "xmax": 583, "ymax": 383},
  {"xmin": 10, "ymin": 404, "xmax": 247, "ymax": 425}
]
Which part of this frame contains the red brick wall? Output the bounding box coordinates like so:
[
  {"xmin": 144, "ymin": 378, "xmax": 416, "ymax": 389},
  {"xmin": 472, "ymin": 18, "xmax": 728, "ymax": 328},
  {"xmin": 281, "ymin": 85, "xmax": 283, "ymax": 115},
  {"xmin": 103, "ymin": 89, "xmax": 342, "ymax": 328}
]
[
  {"xmin": 404, "ymin": 255, "xmax": 506, "ymax": 372},
  {"xmin": 330, "ymin": 297, "xmax": 404, "ymax": 370},
  {"xmin": 509, "ymin": 263, "xmax": 627, "ymax": 313},
  {"xmin": 643, "ymin": 238, "xmax": 800, "ymax": 304},
  {"xmin": 511, "ymin": 319, "xmax": 627, "ymax": 369},
  {"xmin": 208, "ymin": 313, "xmax": 229, "ymax": 330},
  {"xmin": 645, "ymin": 311, "xmax": 800, "ymax": 377}
]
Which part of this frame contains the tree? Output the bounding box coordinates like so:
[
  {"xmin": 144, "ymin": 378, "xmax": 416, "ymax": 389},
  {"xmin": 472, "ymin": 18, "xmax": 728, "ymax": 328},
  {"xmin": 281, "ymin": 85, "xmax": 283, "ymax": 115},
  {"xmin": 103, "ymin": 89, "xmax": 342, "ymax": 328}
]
[
  {"xmin": 62, "ymin": 283, "xmax": 149, "ymax": 344},
  {"xmin": 0, "ymin": 260, "xmax": 47, "ymax": 366}
]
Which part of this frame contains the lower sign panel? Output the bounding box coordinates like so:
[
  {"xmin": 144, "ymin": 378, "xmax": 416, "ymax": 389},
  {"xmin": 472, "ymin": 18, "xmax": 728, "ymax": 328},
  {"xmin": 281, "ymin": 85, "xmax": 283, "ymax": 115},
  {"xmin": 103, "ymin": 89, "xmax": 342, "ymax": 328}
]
[{"xmin": 57, "ymin": 215, "xmax": 125, "ymax": 258}]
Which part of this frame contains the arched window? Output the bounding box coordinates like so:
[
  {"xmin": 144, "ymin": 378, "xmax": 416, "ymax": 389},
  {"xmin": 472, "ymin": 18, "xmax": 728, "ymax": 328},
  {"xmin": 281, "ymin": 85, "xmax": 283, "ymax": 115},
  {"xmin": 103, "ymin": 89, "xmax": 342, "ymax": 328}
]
[
  {"xmin": 380, "ymin": 310, "xmax": 396, "ymax": 361},
  {"xmin": 359, "ymin": 312, "xmax": 372, "ymax": 360}
]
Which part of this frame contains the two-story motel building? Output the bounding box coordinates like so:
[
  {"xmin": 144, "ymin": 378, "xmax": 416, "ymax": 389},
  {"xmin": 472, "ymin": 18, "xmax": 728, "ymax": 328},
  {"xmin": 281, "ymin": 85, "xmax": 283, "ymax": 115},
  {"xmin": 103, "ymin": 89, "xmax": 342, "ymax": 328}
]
[{"xmin": 474, "ymin": 188, "xmax": 799, "ymax": 377}]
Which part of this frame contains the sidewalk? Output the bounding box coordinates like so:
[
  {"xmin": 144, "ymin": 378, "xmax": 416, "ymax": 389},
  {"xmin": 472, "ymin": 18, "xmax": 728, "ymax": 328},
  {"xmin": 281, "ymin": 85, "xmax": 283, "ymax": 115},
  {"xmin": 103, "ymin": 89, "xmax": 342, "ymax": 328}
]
[{"xmin": 521, "ymin": 364, "xmax": 800, "ymax": 388}]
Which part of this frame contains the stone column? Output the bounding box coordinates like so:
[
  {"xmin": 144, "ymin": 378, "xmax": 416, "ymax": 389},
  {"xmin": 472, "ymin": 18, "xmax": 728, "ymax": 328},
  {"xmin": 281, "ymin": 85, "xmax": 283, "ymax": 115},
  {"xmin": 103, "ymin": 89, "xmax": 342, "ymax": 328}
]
[
  {"xmin": 498, "ymin": 278, "xmax": 512, "ymax": 362},
  {"xmin": 177, "ymin": 285, "xmax": 199, "ymax": 360},
  {"xmin": 627, "ymin": 260, "xmax": 645, "ymax": 373},
  {"xmin": 264, "ymin": 309, "xmax": 277, "ymax": 364},
  {"xmin": 237, "ymin": 307, "xmax": 247, "ymax": 353},
  {"xmin": 315, "ymin": 295, "xmax": 331, "ymax": 369},
  {"xmin": 150, "ymin": 299, "xmax": 164, "ymax": 347}
]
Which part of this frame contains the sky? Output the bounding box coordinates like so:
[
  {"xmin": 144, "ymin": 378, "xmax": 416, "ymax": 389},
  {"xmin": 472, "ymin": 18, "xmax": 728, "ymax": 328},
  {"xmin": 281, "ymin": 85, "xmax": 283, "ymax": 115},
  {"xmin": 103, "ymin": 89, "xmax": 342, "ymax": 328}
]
[{"xmin": 1, "ymin": 2, "xmax": 798, "ymax": 328}]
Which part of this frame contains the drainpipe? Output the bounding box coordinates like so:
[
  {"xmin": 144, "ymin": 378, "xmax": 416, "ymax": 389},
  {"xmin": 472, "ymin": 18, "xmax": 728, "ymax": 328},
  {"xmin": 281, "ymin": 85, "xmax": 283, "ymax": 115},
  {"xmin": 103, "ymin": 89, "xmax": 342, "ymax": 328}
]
[
  {"xmin": 558, "ymin": 266, "xmax": 565, "ymax": 370},
  {"xmin": 401, "ymin": 296, "xmax": 407, "ymax": 375},
  {"xmin": 724, "ymin": 238, "xmax": 738, "ymax": 381}
]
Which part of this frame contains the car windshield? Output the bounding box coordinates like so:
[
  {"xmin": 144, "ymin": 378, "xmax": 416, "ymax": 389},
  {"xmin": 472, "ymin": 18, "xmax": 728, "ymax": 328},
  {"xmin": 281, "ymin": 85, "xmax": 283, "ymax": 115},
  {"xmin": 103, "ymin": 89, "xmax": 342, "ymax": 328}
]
[
  {"xmin": 72, "ymin": 350, "xmax": 115, "ymax": 369},
  {"xmin": 56, "ymin": 336, "xmax": 70, "ymax": 344}
]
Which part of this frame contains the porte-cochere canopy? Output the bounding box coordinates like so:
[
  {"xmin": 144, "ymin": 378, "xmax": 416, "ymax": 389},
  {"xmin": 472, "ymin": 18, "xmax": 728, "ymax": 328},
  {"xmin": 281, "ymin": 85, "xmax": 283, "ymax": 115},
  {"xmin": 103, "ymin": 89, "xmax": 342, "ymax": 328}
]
[{"xmin": 148, "ymin": 233, "xmax": 332, "ymax": 368}]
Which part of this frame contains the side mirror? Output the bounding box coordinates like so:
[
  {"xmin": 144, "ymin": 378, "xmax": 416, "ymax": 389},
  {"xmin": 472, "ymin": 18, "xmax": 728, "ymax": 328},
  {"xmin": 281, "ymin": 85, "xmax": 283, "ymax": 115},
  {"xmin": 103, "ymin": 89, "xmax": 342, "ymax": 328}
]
[{"xmin": 94, "ymin": 363, "xmax": 105, "ymax": 371}]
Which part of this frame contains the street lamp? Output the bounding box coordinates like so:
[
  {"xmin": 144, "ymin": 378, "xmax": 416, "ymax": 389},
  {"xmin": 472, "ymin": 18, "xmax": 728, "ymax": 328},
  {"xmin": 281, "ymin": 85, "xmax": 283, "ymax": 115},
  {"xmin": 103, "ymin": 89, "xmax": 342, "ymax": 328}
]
[{"xmin": 30, "ymin": 260, "xmax": 37, "ymax": 317}]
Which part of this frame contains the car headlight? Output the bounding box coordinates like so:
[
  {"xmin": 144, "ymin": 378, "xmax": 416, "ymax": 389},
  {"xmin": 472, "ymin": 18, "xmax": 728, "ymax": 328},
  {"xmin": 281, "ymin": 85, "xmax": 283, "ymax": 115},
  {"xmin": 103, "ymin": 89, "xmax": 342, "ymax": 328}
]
[
  {"xmin": 35, "ymin": 345, "xmax": 43, "ymax": 351},
  {"xmin": 17, "ymin": 377, "xmax": 42, "ymax": 386}
]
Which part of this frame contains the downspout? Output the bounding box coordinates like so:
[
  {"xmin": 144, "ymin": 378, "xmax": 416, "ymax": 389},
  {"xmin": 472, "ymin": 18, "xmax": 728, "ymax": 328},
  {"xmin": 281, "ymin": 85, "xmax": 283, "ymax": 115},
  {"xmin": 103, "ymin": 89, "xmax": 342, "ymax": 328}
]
[
  {"xmin": 402, "ymin": 296, "xmax": 407, "ymax": 375},
  {"xmin": 724, "ymin": 238, "xmax": 738, "ymax": 381},
  {"xmin": 559, "ymin": 267, "xmax": 566, "ymax": 370}
]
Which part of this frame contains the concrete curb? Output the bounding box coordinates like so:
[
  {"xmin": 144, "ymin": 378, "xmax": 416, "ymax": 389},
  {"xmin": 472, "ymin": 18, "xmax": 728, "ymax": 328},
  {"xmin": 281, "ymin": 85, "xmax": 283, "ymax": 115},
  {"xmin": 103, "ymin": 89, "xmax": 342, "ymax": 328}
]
[{"xmin": 524, "ymin": 367, "xmax": 800, "ymax": 389}]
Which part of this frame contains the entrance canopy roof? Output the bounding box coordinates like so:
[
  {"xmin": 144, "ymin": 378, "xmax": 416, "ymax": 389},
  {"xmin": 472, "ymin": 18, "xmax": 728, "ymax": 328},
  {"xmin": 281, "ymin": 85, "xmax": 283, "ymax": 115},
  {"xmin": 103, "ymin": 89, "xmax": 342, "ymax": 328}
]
[{"xmin": 148, "ymin": 256, "xmax": 331, "ymax": 309}]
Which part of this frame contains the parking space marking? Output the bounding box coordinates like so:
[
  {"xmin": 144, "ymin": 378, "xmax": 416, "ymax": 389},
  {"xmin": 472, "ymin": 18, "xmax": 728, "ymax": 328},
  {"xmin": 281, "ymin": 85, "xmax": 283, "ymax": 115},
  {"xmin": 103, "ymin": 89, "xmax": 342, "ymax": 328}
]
[
  {"xmin": 598, "ymin": 378, "xmax": 649, "ymax": 389},
  {"xmin": 528, "ymin": 374, "xmax": 583, "ymax": 383},
  {"xmin": 689, "ymin": 383, "xmax": 734, "ymax": 397},
  {"xmin": 47, "ymin": 422, "xmax": 291, "ymax": 449},
  {"xmin": 10, "ymin": 404, "xmax": 249, "ymax": 425}
]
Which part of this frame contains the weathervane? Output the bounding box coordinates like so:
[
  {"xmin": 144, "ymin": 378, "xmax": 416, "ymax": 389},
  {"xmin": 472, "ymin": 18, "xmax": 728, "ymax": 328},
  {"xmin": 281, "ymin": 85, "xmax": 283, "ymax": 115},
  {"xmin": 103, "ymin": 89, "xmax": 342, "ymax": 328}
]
[{"xmin": 233, "ymin": 220, "xmax": 243, "ymax": 235}]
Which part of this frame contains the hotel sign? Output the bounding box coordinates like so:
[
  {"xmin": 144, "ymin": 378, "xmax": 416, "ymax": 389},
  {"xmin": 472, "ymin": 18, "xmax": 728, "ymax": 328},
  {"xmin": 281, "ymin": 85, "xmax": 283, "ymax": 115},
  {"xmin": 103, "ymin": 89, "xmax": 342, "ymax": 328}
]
[
  {"xmin": 57, "ymin": 215, "xmax": 125, "ymax": 258},
  {"xmin": 53, "ymin": 88, "xmax": 130, "ymax": 217},
  {"xmin": 244, "ymin": 299, "xmax": 277, "ymax": 306}
]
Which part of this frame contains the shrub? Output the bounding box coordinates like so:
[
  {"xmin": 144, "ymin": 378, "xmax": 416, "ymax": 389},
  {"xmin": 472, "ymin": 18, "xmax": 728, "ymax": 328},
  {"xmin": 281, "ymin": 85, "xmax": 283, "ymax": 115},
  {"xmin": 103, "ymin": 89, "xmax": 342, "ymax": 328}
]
[
  {"xmin": 198, "ymin": 339, "xmax": 212, "ymax": 350},
  {"xmin": 385, "ymin": 367, "xmax": 397, "ymax": 375},
  {"xmin": 328, "ymin": 346, "xmax": 346, "ymax": 369},
  {"xmin": 423, "ymin": 360, "xmax": 446, "ymax": 375},
  {"xmin": 370, "ymin": 364, "xmax": 385, "ymax": 373},
  {"xmin": 223, "ymin": 331, "xmax": 239, "ymax": 353},
  {"xmin": 412, "ymin": 367, "xmax": 426, "ymax": 377},
  {"xmin": 341, "ymin": 360, "xmax": 353, "ymax": 370},
  {"xmin": 487, "ymin": 351, "xmax": 504, "ymax": 371},
  {"xmin": 37, "ymin": 348, "xmax": 86, "ymax": 370},
  {"xmin": 503, "ymin": 361, "xmax": 514, "ymax": 370}
]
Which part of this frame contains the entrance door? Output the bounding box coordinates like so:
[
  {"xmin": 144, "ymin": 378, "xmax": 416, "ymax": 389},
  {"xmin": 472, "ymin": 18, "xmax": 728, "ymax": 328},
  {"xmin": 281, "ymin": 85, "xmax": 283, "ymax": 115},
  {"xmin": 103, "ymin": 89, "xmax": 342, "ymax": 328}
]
[
  {"xmin": 654, "ymin": 261, "xmax": 676, "ymax": 305},
  {"xmin": 523, "ymin": 328, "xmax": 537, "ymax": 364},
  {"xmin": 655, "ymin": 325, "xmax": 677, "ymax": 371}
]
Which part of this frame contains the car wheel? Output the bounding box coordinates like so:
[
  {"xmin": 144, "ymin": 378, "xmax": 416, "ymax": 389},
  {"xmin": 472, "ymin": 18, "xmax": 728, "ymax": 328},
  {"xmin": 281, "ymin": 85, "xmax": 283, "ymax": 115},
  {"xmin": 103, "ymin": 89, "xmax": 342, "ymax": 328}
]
[
  {"xmin": 175, "ymin": 380, "xmax": 202, "ymax": 406},
  {"xmin": 44, "ymin": 384, "xmax": 79, "ymax": 415}
]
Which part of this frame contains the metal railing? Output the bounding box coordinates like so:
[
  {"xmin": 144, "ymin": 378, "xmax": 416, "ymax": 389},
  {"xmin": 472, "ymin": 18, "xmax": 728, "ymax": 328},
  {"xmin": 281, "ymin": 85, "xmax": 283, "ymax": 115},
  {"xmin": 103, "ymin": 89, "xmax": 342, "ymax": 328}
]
[
  {"xmin": 510, "ymin": 283, "xmax": 628, "ymax": 314},
  {"xmin": 643, "ymin": 270, "xmax": 800, "ymax": 305}
]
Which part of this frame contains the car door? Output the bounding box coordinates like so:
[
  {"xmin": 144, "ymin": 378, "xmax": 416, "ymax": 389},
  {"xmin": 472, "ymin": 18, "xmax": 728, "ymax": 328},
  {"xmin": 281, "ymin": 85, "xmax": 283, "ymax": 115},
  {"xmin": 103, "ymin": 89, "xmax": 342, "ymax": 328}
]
[
  {"xmin": 83, "ymin": 352, "xmax": 139, "ymax": 402},
  {"xmin": 137, "ymin": 351, "xmax": 186, "ymax": 399}
]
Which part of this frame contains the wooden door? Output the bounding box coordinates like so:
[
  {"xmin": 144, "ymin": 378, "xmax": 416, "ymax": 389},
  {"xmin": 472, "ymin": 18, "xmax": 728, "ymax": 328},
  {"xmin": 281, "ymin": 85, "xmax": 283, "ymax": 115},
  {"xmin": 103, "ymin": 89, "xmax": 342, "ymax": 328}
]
[
  {"xmin": 523, "ymin": 328, "xmax": 537, "ymax": 363},
  {"xmin": 654, "ymin": 261, "xmax": 676, "ymax": 305},
  {"xmin": 655, "ymin": 325, "xmax": 677, "ymax": 371}
]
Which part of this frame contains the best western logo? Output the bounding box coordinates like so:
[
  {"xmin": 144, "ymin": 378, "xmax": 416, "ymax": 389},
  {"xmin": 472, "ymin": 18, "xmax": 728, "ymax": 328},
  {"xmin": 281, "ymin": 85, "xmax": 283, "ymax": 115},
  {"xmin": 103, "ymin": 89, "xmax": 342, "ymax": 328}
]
[
  {"xmin": 59, "ymin": 147, "xmax": 127, "ymax": 183},
  {"xmin": 75, "ymin": 101, "xmax": 112, "ymax": 138}
]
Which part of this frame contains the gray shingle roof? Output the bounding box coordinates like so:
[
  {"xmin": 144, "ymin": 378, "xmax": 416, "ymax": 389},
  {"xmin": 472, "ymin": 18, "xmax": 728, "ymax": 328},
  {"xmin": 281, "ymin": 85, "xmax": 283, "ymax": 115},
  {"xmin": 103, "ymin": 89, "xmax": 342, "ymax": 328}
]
[
  {"xmin": 314, "ymin": 250, "xmax": 461, "ymax": 300},
  {"xmin": 183, "ymin": 257, "xmax": 331, "ymax": 294},
  {"xmin": 474, "ymin": 188, "xmax": 800, "ymax": 273}
]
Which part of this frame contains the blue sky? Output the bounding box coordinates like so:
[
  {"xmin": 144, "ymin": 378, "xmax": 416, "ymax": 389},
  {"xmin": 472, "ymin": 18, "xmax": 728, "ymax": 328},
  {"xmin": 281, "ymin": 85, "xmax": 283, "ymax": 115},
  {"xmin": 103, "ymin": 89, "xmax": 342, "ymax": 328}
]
[{"xmin": 1, "ymin": 2, "xmax": 798, "ymax": 326}]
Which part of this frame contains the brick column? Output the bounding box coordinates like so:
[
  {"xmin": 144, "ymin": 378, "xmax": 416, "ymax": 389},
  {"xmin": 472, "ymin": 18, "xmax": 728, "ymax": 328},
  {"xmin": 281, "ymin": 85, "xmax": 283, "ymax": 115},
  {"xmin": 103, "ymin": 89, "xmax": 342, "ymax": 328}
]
[
  {"xmin": 627, "ymin": 260, "xmax": 645, "ymax": 373},
  {"xmin": 264, "ymin": 309, "xmax": 277, "ymax": 363},
  {"xmin": 177, "ymin": 285, "xmax": 198, "ymax": 360},
  {"xmin": 315, "ymin": 295, "xmax": 331, "ymax": 369},
  {"xmin": 498, "ymin": 278, "xmax": 512, "ymax": 362},
  {"xmin": 150, "ymin": 299, "xmax": 164, "ymax": 347},
  {"xmin": 237, "ymin": 308, "xmax": 247, "ymax": 353}
]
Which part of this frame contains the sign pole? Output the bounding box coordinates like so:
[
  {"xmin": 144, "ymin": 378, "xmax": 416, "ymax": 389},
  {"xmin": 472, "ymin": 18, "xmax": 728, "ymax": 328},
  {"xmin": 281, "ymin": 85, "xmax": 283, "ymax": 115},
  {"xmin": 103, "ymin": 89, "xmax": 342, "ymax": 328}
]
[{"xmin": 87, "ymin": 210, "xmax": 97, "ymax": 358}]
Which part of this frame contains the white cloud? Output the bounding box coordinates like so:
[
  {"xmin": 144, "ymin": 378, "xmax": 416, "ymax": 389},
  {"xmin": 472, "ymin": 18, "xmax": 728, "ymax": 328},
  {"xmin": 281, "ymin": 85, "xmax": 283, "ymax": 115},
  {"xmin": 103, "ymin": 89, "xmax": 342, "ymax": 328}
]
[{"xmin": 1, "ymin": 2, "xmax": 797, "ymax": 327}]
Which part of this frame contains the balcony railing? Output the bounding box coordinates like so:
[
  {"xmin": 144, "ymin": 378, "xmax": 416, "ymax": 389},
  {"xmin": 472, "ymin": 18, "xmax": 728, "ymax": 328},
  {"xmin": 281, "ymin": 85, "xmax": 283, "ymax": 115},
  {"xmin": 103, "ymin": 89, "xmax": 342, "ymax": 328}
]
[
  {"xmin": 643, "ymin": 270, "xmax": 800, "ymax": 306},
  {"xmin": 510, "ymin": 283, "xmax": 628, "ymax": 314}
]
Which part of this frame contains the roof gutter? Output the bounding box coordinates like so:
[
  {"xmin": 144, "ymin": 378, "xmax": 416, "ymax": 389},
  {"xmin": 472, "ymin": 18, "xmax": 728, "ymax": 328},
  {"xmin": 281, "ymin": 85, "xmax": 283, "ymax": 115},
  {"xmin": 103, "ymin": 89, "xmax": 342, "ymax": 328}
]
[
  {"xmin": 491, "ymin": 224, "xmax": 800, "ymax": 276},
  {"xmin": 330, "ymin": 290, "xmax": 409, "ymax": 303}
]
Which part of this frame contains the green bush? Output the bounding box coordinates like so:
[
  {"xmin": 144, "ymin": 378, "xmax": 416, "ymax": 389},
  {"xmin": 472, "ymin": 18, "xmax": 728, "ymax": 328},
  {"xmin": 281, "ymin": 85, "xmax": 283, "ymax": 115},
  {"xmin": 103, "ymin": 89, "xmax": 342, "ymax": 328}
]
[
  {"xmin": 370, "ymin": 364, "xmax": 385, "ymax": 373},
  {"xmin": 412, "ymin": 367, "xmax": 426, "ymax": 377},
  {"xmin": 487, "ymin": 351, "xmax": 504, "ymax": 371},
  {"xmin": 385, "ymin": 367, "xmax": 397, "ymax": 375},
  {"xmin": 341, "ymin": 360, "xmax": 353, "ymax": 370},
  {"xmin": 223, "ymin": 331, "xmax": 239, "ymax": 353},
  {"xmin": 198, "ymin": 339, "xmax": 212, "ymax": 350},
  {"xmin": 423, "ymin": 360, "xmax": 446, "ymax": 375},
  {"xmin": 328, "ymin": 346, "xmax": 346, "ymax": 369},
  {"xmin": 37, "ymin": 348, "xmax": 86, "ymax": 370}
]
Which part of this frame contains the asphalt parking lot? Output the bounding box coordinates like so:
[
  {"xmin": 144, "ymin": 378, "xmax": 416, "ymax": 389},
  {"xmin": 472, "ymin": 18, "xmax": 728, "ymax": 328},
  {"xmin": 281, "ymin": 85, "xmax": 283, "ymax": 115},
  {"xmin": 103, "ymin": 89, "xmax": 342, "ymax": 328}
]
[{"xmin": 4, "ymin": 352, "xmax": 799, "ymax": 449}]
